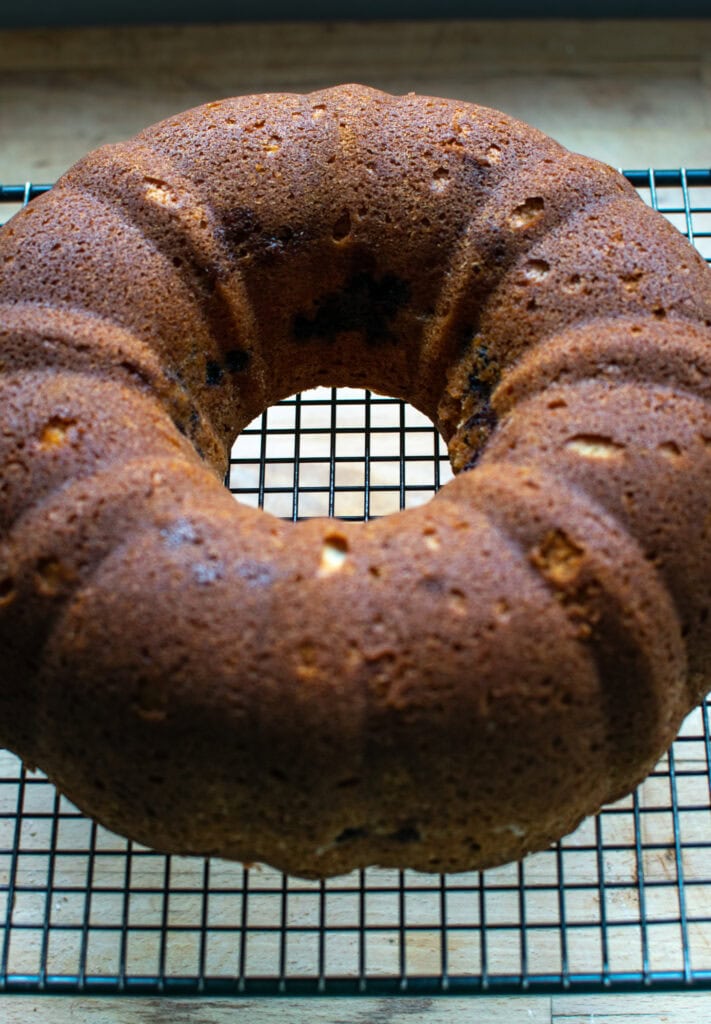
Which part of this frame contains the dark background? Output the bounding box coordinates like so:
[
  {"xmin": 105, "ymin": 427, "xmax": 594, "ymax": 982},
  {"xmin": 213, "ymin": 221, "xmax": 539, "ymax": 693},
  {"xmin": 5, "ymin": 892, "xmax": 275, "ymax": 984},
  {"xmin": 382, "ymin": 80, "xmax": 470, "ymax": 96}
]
[{"xmin": 2, "ymin": 1, "xmax": 709, "ymax": 29}]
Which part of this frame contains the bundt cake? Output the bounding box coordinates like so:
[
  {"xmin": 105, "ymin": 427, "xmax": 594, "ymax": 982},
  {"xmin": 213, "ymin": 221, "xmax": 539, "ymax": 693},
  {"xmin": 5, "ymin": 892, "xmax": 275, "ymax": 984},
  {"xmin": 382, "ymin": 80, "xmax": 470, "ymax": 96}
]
[{"xmin": 1, "ymin": 84, "xmax": 710, "ymax": 877}]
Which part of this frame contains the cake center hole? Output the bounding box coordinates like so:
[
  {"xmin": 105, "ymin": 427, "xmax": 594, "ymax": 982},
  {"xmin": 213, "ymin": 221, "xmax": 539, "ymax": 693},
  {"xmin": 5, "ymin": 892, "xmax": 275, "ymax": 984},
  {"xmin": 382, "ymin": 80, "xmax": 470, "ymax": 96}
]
[{"xmin": 226, "ymin": 386, "xmax": 453, "ymax": 521}]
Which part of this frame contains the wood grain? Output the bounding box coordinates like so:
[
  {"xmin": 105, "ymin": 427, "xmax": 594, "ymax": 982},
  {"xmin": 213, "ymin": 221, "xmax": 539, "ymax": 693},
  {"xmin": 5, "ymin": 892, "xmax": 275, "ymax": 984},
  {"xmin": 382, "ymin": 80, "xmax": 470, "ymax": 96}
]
[
  {"xmin": 0, "ymin": 996, "xmax": 553, "ymax": 1023},
  {"xmin": 2, "ymin": 20, "xmax": 711, "ymax": 183},
  {"xmin": 3, "ymin": 993, "xmax": 711, "ymax": 1022}
]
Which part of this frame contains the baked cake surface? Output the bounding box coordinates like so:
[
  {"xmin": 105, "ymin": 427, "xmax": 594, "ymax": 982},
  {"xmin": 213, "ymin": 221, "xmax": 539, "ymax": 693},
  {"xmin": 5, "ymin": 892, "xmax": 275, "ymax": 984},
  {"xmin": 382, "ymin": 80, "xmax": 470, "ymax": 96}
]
[{"xmin": 1, "ymin": 85, "xmax": 710, "ymax": 876}]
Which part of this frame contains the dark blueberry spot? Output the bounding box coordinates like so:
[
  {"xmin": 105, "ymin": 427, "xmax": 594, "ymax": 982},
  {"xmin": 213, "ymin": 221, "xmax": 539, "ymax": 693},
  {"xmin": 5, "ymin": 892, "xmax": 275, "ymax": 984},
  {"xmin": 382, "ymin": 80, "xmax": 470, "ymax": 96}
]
[
  {"xmin": 468, "ymin": 372, "xmax": 492, "ymax": 401},
  {"xmin": 336, "ymin": 826, "xmax": 368, "ymax": 844},
  {"xmin": 467, "ymin": 405, "xmax": 497, "ymax": 432},
  {"xmin": 390, "ymin": 825, "xmax": 421, "ymax": 844},
  {"xmin": 419, "ymin": 576, "xmax": 443, "ymax": 594},
  {"xmin": 462, "ymin": 404, "xmax": 498, "ymax": 471},
  {"xmin": 293, "ymin": 272, "xmax": 410, "ymax": 346},
  {"xmin": 206, "ymin": 359, "xmax": 223, "ymax": 386},
  {"xmin": 201, "ymin": 266, "xmax": 219, "ymax": 295},
  {"xmin": 491, "ymin": 240, "xmax": 508, "ymax": 267},
  {"xmin": 222, "ymin": 207, "xmax": 262, "ymax": 251},
  {"xmin": 190, "ymin": 409, "xmax": 200, "ymax": 428},
  {"xmin": 225, "ymin": 348, "xmax": 250, "ymax": 373},
  {"xmin": 223, "ymin": 209, "xmax": 307, "ymax": 263},
  {"xmin": 119, "ymin": 360, "xmax": 152, "ymax": 388},
  {"xmin": 264, "ymin": 226, "xmax": 294, "ymax": 255},
  {"xmin": 236, "ymin": 560, "xmax": 273, "ymax": 587},
  {"xmin": 336, "ymin": 777, "xmax": 360, "ymax": 789}
]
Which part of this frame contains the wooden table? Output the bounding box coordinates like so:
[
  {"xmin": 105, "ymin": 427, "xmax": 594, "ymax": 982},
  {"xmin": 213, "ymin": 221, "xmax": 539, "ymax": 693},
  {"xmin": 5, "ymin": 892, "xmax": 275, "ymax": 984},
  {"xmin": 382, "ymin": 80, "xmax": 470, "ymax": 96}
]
[
  {"xmin": 2, "ymin": 18, "xmax": 711, "ymax": 1023},
  {"xmin": 3, "ymin": 19, "xmax": 711, "ymax": 180}
]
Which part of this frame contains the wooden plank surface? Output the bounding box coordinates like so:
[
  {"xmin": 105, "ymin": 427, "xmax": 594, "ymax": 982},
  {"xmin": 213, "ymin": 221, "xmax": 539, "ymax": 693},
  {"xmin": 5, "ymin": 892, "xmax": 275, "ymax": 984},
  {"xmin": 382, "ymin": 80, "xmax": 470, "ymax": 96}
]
[
  {"xmin": 0, "ymin": 996, "xmax": 551, "ymax": 1023},
  {"xmin": 3, "ymin": 993, "xmax": 711, "ymax": 1022},
  {"xmin": 2, "ymin": 20, "xmax": 711, "ymax": 184},
  {"xmin": 2, "ymin": 16, "xmax": 711, "ymax": 1023}
]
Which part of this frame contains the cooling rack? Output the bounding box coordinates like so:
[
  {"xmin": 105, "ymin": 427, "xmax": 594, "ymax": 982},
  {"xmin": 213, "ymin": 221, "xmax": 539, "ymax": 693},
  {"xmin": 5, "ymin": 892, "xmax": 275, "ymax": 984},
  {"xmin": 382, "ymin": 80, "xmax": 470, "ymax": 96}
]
[{"xmin": 1, "ymin": 170, "xmax": 711, "ymax": 997}]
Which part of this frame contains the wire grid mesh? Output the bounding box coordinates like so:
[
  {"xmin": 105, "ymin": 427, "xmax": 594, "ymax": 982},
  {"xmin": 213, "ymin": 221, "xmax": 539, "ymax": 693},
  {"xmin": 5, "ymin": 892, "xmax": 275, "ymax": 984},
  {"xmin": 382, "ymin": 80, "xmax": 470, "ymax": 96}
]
[{"xmin": 1, "ymin": 169, "xmax": 711, "ymax": 996}]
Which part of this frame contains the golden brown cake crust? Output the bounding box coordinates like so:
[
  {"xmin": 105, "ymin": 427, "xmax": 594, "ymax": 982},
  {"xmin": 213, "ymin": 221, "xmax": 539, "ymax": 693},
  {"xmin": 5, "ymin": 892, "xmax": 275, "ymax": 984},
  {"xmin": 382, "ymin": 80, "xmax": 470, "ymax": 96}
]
[{"xmin": 1, "ymin": 85, "xmax": 711, "ymax": 876}]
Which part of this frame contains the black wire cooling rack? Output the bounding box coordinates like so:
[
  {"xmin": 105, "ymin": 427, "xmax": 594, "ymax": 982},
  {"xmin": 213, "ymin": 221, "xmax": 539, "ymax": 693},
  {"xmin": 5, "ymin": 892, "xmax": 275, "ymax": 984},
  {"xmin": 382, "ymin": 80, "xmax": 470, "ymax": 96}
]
[{"xmin": 1, "ymin": 170, "xmax": 711, "ymax": 998}]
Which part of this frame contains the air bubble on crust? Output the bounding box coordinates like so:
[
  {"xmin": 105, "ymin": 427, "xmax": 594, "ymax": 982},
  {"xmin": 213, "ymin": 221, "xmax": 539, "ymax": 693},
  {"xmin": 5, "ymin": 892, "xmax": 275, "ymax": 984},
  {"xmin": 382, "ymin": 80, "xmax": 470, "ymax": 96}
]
[
  {"xmin": 345, "ymin": 644, "xmax": 363, "ymax": 671},
  {"xmin": 0, "ymin": 578, "xmax": 16, "ymax": 608},
  {"xmin": 336, "ymin": 776, "xmax": 360, "ymax": 788},
  {"xmin": 34, "ymin": 557, "xmax": 73, "ymax": 597},
  {"xmin": 144, "ymin": 179, "xmax": 180, "ymax": 207},
  {"xmin": 424, "ymin": 532, "xmax": 440, "ymax": 552},
  {"xmin": 39, "ymin": 417, "xmax": 77, "ymax": 449},
  {"xmin": 522, "ymin": 258, "xmax": 551, "ymax": 283},
  {"xmin": 319, "ymin": 534, "xmax": 349, "ymax": 575},
  {"xmin": 449, "ymin": 589, "xmax": 467, "ymax": 616},
  {"xmin": 658, "ymin": 440, "xmax": 682, "ymax": 459},
  {"xmin": 431, "ymin": 167, "xmax": 450, "ymax": 192},
  {"xmin": 622, "ymin": 270, "xmax": 644, "ymax": 292},
  {"xmin": 334, "ymin": 823, "xmax": 421, "ymax": 845},
  {"xmin": 390, "ymin": 825, "xmax": 421, "ymax": 843},
  {"xmin": 507, "ymin": 197, "xmax": 545, "ymax": 230},
  {"xmin": 492, "ymin": 822, "xmax": 526, "ymax": 838},
  {"xmin": 133, "ymin": 678, "xmax": 167, "ymax": 722},
  {"xmin": 335, "ymin": 826, "xmax": 367, "ymax": 844},
  {"xmin": 296, "ymin": 641, "xmax": 319, "ymax": 682},
  {"xmin": 565, "ymin": 434, "xmax": 625, "ymax": 460},
  {"xmin": 332, "ymin": 209, "xmax": 352, "ymax": 242},
  {"xmin": 562, "ymin": 273, "xmax": 584, "ymax": 295},
  {"xmin": 531, "ymin": 529, "xmax": 585, "ymax": 587}
]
